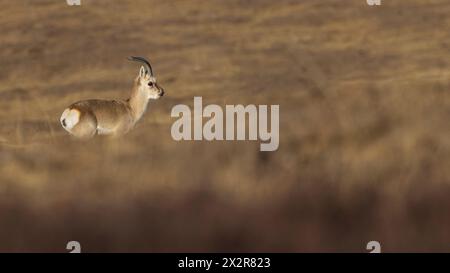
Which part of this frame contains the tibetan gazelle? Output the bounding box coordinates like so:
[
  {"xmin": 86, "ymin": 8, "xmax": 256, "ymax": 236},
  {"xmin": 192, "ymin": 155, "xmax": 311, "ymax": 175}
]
[{"xmin": 60, "ymin": 56, "xmax": 164, "ymax": 138}]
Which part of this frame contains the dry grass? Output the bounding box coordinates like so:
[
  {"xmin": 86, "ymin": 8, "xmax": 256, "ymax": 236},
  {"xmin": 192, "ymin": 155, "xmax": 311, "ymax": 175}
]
[{"xmin": 0, "ymin": 0, "xmax": 449, "ymax": 252}]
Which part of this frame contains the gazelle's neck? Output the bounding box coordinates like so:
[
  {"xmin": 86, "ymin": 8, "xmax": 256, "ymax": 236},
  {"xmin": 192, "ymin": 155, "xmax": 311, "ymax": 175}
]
[{"xmin": 128, "ymin": 83, "xmax": 149, "ymax": 123}]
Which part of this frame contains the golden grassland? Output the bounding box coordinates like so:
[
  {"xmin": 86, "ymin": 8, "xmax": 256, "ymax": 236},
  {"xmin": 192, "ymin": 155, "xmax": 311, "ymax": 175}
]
[{"xmin": 0, "ymin": 0, "xmax": 449, "ymax": 252}]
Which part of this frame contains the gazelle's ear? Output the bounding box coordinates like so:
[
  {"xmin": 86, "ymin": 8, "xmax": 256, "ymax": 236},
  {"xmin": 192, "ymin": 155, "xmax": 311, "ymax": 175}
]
[{"xmin": 139, "ymin": 66, "xmax": 147, "ymax": 78}]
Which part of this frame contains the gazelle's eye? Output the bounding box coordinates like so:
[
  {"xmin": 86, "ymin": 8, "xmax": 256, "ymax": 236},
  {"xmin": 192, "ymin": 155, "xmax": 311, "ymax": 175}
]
[{"xmin": 148, "ymin": 82, "xmax": 154, "ymax": 87}]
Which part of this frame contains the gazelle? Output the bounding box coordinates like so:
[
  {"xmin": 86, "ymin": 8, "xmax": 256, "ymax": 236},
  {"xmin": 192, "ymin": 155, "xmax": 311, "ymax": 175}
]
[{"xmin": 60, "ymin": 56, "xmax": 164, "ymax": 138}]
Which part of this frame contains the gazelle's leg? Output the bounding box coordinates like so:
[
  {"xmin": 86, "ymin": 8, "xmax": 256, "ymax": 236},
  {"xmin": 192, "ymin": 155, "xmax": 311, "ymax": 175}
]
[
  {"xmin": 61, "ymin": 109, "xmax": 97, "ymax": 139},
  {"xmin": 72, "ymin": 113, "xmax": 97, "ymax": 139}
]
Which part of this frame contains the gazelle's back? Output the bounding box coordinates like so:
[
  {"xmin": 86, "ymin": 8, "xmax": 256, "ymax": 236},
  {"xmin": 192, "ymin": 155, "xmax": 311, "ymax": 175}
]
[{"xmin": 73, "ymin": 99, "xmax": 132, "ymax": 127}]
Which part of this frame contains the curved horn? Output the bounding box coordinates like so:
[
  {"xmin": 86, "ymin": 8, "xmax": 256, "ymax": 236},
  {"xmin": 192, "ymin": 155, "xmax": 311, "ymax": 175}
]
[{"xmin": 128, "ymin": 56, "xmax": 153, "ymax": 76}]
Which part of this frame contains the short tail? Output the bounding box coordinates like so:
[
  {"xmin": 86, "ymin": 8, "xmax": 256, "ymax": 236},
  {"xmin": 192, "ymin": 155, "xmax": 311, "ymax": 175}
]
[{"xmin": 60, "ymin": 108, "xmax": 80, "ymax": 132}]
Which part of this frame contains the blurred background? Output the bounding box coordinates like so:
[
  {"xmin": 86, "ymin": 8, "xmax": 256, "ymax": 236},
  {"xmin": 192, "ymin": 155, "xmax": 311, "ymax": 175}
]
[{"xmin": 0, "ymin": 0, "xmax": 449, "ymax": 252}]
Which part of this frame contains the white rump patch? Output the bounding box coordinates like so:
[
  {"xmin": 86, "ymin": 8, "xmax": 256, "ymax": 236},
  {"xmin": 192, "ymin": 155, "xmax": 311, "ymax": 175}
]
[{"xmin": 60, "ymin": 108, "xmax": 81, "ymax": 131}]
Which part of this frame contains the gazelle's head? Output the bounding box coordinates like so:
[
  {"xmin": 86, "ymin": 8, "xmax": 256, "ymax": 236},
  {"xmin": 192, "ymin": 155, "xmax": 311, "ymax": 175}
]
[{"xmin": 129, "ymin": 56, "xmax": 164, "ymax": 100}]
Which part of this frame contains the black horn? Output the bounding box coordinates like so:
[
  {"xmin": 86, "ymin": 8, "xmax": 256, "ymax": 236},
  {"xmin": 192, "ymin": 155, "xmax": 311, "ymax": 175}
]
[{"xmin": 128, "ymin": 56, "xmax": 153, "ymax": 76}]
